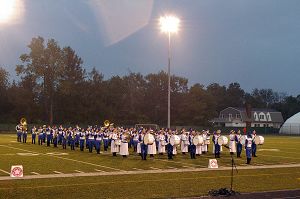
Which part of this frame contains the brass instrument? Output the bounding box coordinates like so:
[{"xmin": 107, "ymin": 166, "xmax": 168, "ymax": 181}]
[
  {"xmin": 104, "ymin": 120, "xmax": 114, "ymax": 127},
  {"xmin": 20, "ymin": 117, "xmax": 27, "ymax": 131},
  {"xmin": 104, "ymin": 120, "xmax": 110, "ymax": 127}
]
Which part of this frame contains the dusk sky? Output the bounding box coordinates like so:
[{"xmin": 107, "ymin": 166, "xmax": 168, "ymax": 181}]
[{"xmin": 1, "ymin": 0, "xmax": 300, "ymax": 95}]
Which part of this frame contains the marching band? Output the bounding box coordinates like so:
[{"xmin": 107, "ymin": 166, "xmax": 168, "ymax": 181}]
[{"xmin": 15, "ymin": 122, "xmax": 264, "ymax": 164}]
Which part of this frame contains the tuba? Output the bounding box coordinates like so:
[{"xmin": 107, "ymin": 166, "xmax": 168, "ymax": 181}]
[
  {"xmin": 20, "ymin": 118, "xmax": 27, "ymax": 131},
  {"xmin": 104, "ymin": 120, "xmax": 110, "ymax": 127}
]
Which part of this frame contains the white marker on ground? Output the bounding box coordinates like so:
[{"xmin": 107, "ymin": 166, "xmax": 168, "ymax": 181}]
[{"xmin": 74, "ymin": 170, "xmax": 84, "ymax": 173}]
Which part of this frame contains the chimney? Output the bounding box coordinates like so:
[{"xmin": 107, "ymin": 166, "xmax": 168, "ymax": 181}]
[{"xmin": 245, "ymin": 103, "xmax": 252, "ymax": 119}]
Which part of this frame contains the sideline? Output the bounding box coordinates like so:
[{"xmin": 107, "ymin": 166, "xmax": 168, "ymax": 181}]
[{"xmin": 0, "ymin": 163, "xmax": 300, "ymax": 181}]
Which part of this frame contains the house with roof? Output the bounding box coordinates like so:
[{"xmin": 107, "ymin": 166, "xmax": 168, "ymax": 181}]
[{"xmin": 211, "ymin": 107, "xmax": 284, "ymax": 128}]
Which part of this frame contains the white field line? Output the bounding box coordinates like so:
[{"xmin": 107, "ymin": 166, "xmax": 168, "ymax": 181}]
[
  {"xmin": 30, "ymin": 172, "xmax": 40, "ymax": 175},
  {"xmin": 0, "ymin": 144, "xmax": 123, "ymax": 172},
  {"xmin": 1, "ymin": 175, "xmax": 300, "ymax": 191},
  {"xmin": 94, "ymin": 169, "xmax": 105, "ymax": 172},
  {"xmin": 0, "ymin": 169, "xmax": 10, "ymax": 175},
  {"xmin": 53, "ymin": 171, "xmax": 63, "ymax": 174},
  {"xmin": 274, "ymin": 150, "xmax": 300, "ymax": 155},
  {"xmin": 0, "ymin": 163, "xmax": 300, "ymax": 182},
  {"xmin": 167, "ymin": 166, "xmax": 176, "ymax": 169},
  {"xmin": 149, "ymin": 167, "xmax": 160, "ymax": 170},
  {"xmin": 74, "ymin": 170, "xmax": 84, "ymax": 173},
  {"xmin": 259, "ymin": 154, "xmax": 300, "ymax": 160}
]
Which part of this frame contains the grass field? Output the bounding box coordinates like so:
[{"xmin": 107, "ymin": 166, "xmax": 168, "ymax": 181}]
[{"xmin": 0, "ymin": 134, "xmax": 300, "ymax": 198}]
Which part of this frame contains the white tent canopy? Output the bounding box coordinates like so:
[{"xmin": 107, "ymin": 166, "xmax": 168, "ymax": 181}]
[{"xmin": 279, "ymin": 112, "xmax": 300, "ymax": 135}]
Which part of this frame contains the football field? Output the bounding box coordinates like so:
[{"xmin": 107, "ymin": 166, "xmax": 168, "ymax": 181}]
[{"xmin": 0, "ymin": 134, "xmax": 300, "ymax": 198}]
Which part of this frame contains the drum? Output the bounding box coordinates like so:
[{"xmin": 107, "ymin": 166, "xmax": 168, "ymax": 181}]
[
  {"xmin": 217, "ymin": 136, "xmax": 228, "ymax": 146},
  {"xmin": 239, "ymin": 135, "xmax": 246, "ymax": 145},
  {"xmin": 183, "ymin": 140, "xmax": 190, "ymax": 145},
  {"xmin": 193, "ymin": 135, "xmax": 203, "ymax": 146},
  {"xmin": 144, "ymin": 133, "xmax": 155, "ymax": 145},
  {"xmin": 254, "ymin": 135, "xmax": 264, "ymax": 145},
  {"xmin": 114, "ymin": 139, "xmax": 121, "ymax": 146},
  {"xmin": 204, "ymin": 139, "xmax": 210, "ymax": 145},
  {"xmin": 161, "ymin": 140, "xmax": 167, "ymax": 146},
  {"xmin": 170, "ymin": 135, "xmax": 181, "ymax": 146}
]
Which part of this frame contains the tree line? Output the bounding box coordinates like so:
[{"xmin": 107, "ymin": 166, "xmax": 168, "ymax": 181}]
[{"xmin": 0, "ymin": 36, "xmax": 300, "ymax": 126}]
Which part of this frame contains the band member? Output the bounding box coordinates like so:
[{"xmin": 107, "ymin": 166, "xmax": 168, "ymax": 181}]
[
  {"xmin": 70, "ymin": 131, "xmax": 75, "ymax": 150},
  {"xmin": 75, "ymin": 128, "xmax": 80, "ymax": 147},
  {"xmin": 53, "ymin": 130, "xmax": 58, "ymax": 147},
  {"xmin": 252, "ymin": 130, "xmax": 257, "ymax": 157},
  {"xmin": 120, "ymin": 132, "xmax": 129, "ymax": 157},
  {"xmin": 245, "ymin": 132, "xmax": 253, "ymax": 164},
  {"xmin": 46, "ymin": 127, "xmax": 51, "ymax": 147},
  {"xmin": 79, "ymin": 129, "xmax": 85, "ymax": 151},
  {"xmin": 42, "ymin": 125, "xmax": 46, "ymax": 143},
  {"xmin": 212, "ymin": 130, "xmax": 221, "ymax": 158},
  {"xmin": 137, "ymin": 130, "xmax": 143, "ymax": 155},
  {"xmin": 189, "ymin": 131, "xmax": 196, "ymax": 159},
  {"xmin": 180, "ymin": 131, "xmax": 189, "ymax": 155},
  {"xmin": 58, "ymin": 126, "xmax": 63, "ymax": 145},
  {"xmin": 31, "ymin": 126, "xmax": 36, "ymax": 144},
  {"xmin": 236, "ymin": 130, "xmax": 243, "ymax": 158},
  {"xmin": 95, "ymin": 131, "xmax": 102, "ymax": 154},
  {"xmin": 167, "ymin": 131, "xmax": 174, "ymax": 160},
  {"xmin": 141, "ymin": 131, "xmax": 148, "ymax": 160},
  {"xmin": 110, "ymin": 130, "xmax": 120, "ymax": 156},
  {"xmin": 202, "ymin": 130, "xmax": 209, "ymax": 154},
  {"xmin": 133, "ymin": 131, "xmax": 139, "ymax": 152},
  {"xmin": 103, "ymin": 130, "xmax": 109, "ymax": 151},
  {"xmin": 195, "ymin": 132, "xmax": 202, "ymax": 156},
  {"xmin": 22, "ymin": 129, "xmax": 27, "ymax": 143},
  {"xmin": 62, "ymin": 130, "xmax": 67, "ymax": 149},
  {"xmin": 158, "ymin": 131, "xmax": 166, "ymax": 155},
  {"xmin": 88, "ymin": 129, "xmax": 94, "ymax": 153},
  {"xmin": 38, "ymin": 127, "xmax": 43, "ymax": 145},
  {"xmin": 148, "ymin": 130, "xmax": 157, "ymax": 158},
  {"xmin": 16, "ymin": 124, "xmax": 22, "ymax": 142},
  {"xmin": 229, "ymin": 130, "xmax": 237, "ymax": 155}
]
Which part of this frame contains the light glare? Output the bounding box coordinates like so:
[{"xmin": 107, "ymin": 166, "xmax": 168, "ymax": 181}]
[
  {"xmin": 159, "ymin": 15, "xmax": 180, "ymax": 33},
  {"xmin": 0, "ymin": 0, "xmax": 16, "ymax": 23}
]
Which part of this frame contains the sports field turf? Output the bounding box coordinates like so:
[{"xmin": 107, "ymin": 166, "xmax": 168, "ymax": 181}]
[{"xmin": 0, "ymin": 134, "xmax": 300, "ymax": 198}]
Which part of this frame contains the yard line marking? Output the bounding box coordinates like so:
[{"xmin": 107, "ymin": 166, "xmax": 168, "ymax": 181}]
[
  {"xmin": 30, "ymin": 172, "xmax": 40, "ymax": 175},
  {"xmin": 0, "ymin": 153, "xmax": 15, "ymax": 156},
  {"xmin": 167, "ymin": 166, "xmax": 176, "ymax": 169},
  {"xmin": 53, "ymin": 171, "xmax": 63, "ymax": 174},
  {"xmin": 94, "ymin": 169, "xmax": 105, "ymax": 172},
  {"xmin": 0, "ymin": 144, "xmax": 123, "ymax": 172},
  {"xmin": 260, "ymin": 154, "xmax": 300, "ymax": 160},
  {"xmin": 149, "ymin": 167, "xmax": 160, "ymax": 170},
  {"xmin": 0, "ymin": 169, "xmax": 10, "ymax": 175},
  {"xmin": 1, "ymin": 170, "xmax": 300, "ymax": 187},
  {"xmin": 74, "ymin": 170, "xmax": 84, "ymax": 173}
]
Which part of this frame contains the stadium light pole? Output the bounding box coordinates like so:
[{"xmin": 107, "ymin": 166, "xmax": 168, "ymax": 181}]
[{"xmin": 159, "ymin": 15, "xmax": 180, "ymax": 129}]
